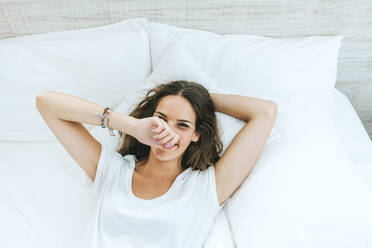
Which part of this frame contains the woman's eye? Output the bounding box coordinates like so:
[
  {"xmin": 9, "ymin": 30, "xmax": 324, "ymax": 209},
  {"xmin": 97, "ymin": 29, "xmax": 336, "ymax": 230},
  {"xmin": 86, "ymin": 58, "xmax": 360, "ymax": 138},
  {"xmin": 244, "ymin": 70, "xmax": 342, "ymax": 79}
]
[{"xmin": 157, "ymin": 116, "xmax": 188, "ymax": 128}]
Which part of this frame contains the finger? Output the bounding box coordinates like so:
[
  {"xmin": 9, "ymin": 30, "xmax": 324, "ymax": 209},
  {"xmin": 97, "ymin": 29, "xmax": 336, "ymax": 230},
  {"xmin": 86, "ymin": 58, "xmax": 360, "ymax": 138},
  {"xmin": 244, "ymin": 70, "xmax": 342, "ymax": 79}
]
[
  {"xmin": 159, "ymin": 132, "xmax": 175, "ymax": 145},
  {"xmin": 151, "ymin": 117, "xmax": 160, "ymax": 128},
  {"xmin": 152, "ymin": 120, "xmax": 165, "ymax": 134},
  {"xmin": 154, "ymin": 119, "xmax": 170, "ymax": 138},
  {"xmin": 154, "ymin": 128, "xmax": 171, "ymax": 141},
  {"xmin": 155, "ymin": 139, "xmax": 172, "ymax": 150},
  {"xmin": 164, "ymin": 134, "xmax": 178, "ymax": 149},
  {"xmin": 164, "ymin": 142, "xmax": 178, "ymax": 150}
]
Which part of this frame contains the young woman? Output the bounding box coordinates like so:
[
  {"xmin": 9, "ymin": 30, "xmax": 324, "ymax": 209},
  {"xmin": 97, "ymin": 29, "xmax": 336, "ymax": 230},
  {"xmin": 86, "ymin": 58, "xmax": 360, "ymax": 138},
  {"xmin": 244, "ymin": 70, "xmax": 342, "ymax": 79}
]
[{"xmin": 35, "ymin": 80, "xmax": 277, "ymax": 248}]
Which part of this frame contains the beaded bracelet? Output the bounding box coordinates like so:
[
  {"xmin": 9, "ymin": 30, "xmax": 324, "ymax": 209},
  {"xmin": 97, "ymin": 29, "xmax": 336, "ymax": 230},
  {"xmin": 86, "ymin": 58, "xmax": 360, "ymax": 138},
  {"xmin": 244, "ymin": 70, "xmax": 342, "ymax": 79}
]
[{"xmin": 93, "ymin": 107, "xmax": 115, "ymax": 136}]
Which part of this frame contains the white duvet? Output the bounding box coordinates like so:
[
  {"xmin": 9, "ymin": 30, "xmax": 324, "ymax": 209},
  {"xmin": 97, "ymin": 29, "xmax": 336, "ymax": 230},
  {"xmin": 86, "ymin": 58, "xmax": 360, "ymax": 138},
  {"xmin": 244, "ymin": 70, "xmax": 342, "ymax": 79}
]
[{"xmin": 0, "ymin": 88, "xmax": 371, "ymax": 248}]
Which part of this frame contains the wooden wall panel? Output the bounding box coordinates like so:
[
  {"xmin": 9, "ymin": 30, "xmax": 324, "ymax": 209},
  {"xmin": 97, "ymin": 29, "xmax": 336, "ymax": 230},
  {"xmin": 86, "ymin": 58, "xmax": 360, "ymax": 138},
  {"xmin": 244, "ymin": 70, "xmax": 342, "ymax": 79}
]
[{"xmin": 1, "ymin": 0, "xmax": 371, "ymax": 139}]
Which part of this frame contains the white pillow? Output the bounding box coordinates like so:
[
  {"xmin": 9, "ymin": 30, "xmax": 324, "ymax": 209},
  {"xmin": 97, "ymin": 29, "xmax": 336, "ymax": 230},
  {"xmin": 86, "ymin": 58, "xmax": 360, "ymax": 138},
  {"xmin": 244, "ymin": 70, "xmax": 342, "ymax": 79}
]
[
  {"xmin": 147, "ymin": 22, "xmax": 343, "ymax": 100},
  {"xmin": 91, "ymin": 36, "xmax": 280, "ymax": 152},
  {"xmin": 223, "ymin": 93, "xmax": 372, "ymax": 247},
  {"xmin": 0, "ymin": 17, "xmax": 151, "ymax": 142}
]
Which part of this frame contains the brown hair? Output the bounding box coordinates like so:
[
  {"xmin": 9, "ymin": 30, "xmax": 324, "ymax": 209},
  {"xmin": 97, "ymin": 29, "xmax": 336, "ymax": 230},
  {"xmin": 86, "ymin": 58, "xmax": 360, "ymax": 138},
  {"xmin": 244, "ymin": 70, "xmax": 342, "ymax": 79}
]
[{"xmin": 117, "ymin": 80, "xmax": 223, "ymax": 171}]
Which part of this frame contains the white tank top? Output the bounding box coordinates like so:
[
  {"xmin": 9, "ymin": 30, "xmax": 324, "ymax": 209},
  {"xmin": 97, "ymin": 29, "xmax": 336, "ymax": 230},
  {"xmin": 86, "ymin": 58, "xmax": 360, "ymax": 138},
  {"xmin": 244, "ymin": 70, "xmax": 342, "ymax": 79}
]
[{"xmin": 79, "ymin": 144, "xmax": 226, "ymax": 248}]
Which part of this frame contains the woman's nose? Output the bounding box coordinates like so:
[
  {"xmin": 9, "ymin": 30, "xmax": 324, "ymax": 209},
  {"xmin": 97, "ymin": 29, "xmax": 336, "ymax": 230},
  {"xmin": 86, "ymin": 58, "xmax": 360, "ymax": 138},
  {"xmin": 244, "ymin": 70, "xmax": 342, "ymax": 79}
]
[{"xmin": 167, "ymin": 122, "xmax": 179, "ymax": 136}]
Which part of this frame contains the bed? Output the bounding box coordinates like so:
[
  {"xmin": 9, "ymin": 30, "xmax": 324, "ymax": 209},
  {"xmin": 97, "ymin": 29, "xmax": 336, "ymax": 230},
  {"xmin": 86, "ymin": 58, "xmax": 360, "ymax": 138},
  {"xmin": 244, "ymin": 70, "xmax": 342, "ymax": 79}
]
[
  {"xmin": 1, "ymin": 87, "xmax": 371, "ymax": 247},
  {"xmin": 1, "ymin": 3, "xmax": 372, "ymax": 245},
  {"xmin": 329, "ymin": 89, "xmax": 372, "ymax": 192}
]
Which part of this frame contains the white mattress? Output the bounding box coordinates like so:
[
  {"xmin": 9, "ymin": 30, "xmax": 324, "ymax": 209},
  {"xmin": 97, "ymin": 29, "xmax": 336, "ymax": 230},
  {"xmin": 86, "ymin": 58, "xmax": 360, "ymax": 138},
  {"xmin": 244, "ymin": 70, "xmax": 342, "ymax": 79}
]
[{"xmin": 0, "ymin": 88, "xmax": 371, "ymax": 247}]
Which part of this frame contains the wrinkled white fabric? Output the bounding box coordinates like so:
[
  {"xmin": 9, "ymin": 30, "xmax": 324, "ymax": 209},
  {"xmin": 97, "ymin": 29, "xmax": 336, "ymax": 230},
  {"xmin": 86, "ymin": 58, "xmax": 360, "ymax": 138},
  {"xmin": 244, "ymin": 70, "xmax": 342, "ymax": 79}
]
[{"xmin": 79, "ymin": 144, "xmax": 226, "ymax": 248}]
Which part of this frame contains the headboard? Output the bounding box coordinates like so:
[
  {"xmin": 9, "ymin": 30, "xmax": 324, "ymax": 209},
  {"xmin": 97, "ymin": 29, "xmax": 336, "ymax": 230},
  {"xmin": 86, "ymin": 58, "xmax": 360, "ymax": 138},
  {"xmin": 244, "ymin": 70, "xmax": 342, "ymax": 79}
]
[{"xmin": 1, "ymin": 0, "xmax": 371, "ymax": 139}]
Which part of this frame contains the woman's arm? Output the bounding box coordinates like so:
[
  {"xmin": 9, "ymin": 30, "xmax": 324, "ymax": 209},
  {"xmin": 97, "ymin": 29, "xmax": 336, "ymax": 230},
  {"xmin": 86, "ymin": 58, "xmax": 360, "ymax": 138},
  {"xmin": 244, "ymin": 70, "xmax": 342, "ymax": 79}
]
[
  {"xmin": 35, "ymin": 90, "xmax": 137, "ymax": 182},
  {"xmin": 36, "ymin": 90, "xmax": 137, "ymax": 136},
  {"xmin": 210, "ymin": 92, "xmax": 278, "ymax": 206},
  {"xmin": 210, "ymin": 92, "xmax": 276, "ymax": 121}
]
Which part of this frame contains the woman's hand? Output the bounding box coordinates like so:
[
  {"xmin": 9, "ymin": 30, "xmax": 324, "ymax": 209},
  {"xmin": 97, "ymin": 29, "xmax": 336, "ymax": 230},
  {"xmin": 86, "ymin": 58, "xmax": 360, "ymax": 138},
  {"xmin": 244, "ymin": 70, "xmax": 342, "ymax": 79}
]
[{"xmin": 131, "ymin": 116, "xmax": 179, "ymax": 151}]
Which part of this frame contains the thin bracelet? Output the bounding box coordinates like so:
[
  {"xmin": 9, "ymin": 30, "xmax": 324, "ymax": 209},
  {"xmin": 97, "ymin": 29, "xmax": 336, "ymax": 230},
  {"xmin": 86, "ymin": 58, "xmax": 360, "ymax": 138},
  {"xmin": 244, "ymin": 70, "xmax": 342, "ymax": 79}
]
[
  {"xmin": 106, "ymin": 109, "xmax": 115, "ymax": 136},
  {"xmin": 102, "ymin": 107, "xmax": 110, "ymax": 128},
  {"xmin": 92, "ymin": 107, "xmax": 115, "ymax": 136}
]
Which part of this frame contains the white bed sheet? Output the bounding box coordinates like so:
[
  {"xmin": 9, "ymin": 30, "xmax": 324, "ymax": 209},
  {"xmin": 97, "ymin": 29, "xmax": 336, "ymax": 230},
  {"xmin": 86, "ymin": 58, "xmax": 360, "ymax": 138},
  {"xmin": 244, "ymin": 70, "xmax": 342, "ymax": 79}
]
[
  {"xmin": 330, "ymin": 88, "xmax": 372, "ymax": 192},
  {"xmin": 0, "ymin": 88, "xmax": 371, "ymax": 248}
]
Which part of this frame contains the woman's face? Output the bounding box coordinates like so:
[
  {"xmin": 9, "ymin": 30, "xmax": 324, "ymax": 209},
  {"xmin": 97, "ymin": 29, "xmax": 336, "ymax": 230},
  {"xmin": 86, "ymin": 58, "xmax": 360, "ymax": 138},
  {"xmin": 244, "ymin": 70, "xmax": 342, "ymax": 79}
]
[{"xmin": 151, "ymin": 95, "xmax": 200, "ymax": 158}]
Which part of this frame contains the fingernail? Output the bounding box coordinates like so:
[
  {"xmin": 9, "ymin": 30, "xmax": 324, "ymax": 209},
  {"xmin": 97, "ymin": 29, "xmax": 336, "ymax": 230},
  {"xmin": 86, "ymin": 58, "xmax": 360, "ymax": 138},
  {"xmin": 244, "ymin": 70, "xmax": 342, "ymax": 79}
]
[
  {"xmin": 165, "ymin": 144, "xmax": 170, "ymax": 148},
  {"xmin": 155, "ymin": 141, "xmax": 160, "ymax": 144}
]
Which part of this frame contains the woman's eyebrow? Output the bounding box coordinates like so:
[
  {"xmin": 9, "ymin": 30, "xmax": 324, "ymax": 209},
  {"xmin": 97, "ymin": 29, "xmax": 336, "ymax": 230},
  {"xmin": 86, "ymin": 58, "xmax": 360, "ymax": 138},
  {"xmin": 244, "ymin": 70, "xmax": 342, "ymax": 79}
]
[{"xmin": 155, "ymin": 111, "xmax": 193, "ymax": 124}]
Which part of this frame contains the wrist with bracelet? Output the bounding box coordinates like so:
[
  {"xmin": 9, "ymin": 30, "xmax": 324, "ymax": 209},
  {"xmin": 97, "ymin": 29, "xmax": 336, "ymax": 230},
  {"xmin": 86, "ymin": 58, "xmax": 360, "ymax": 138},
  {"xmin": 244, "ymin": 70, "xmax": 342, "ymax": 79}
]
[{"xmin": 92, "ymin": 107, "xmax": 115, "ymax": 136}]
